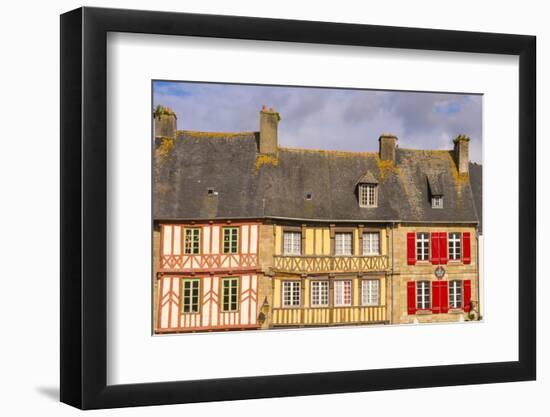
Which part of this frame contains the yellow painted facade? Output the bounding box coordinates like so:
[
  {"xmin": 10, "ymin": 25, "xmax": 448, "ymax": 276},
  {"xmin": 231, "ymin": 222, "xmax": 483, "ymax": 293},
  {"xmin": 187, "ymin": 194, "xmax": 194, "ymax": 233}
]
[
  {"xmin": 270, "ymin": 224, "xmax": 391, "ymax": 327},
  {"xmin": 274, "ymin": 225, "xmax": 388, "ymax": 257}
]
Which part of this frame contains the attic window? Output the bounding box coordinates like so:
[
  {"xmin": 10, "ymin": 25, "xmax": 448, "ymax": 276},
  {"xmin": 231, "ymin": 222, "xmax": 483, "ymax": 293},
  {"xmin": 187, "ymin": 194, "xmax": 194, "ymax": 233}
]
[
  {"xmin": 432, "ymin": 195, "xmax": 443, "ymax": 209},
  {"xmin": 359, "ymin": 183, "xmax": 377, "ymax": 208}
]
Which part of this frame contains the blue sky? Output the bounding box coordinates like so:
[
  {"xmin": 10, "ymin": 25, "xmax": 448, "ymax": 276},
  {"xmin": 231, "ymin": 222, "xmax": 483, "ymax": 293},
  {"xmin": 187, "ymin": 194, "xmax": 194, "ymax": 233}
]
[{"xmin": 153, "ymin": 81, "xmax": 482, "ymax": 163}]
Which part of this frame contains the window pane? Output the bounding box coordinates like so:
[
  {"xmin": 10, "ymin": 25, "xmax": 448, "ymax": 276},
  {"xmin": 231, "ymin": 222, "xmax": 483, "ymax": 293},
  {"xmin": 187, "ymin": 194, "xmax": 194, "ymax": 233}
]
[
  {"xmin": 283, "ymin": 281, "xmax": 301, "ymax": 307},
  {"xmin": 221, "ymin": 278, "xmax": 239, "ymax": 311},
  {"xmin": 362, "ymin": 279, "xmax": 379, "ymax": 306},
  {"xmin": 448, "ymin": 232, "xmax": 462, "ymax": 260},
  {"xmin": 416, "ymin": 233, "xmax": 429, "ymax": 261},
  {"xmin": 182, "ymin": 279, "xmax": 200, "ymax": 313},
  {"xmin": 416, "ymin": 281, "xmax": 430, "ymax": 309},
  {"xmin": 432, "ymin": 196, "xmax": 443, "ymax": 208},
  {"xmin": 184, "ymin": 229, "xmax": 201, "ymax": 254},
  {"xmin": 335, "ymin": 233, "xmax": 352, "ymax": 255},
  {"xmin": 283, "ymin": 232, "xmax": 301, "ymax": 255},
  {"xmin": 335, "ymin": 280, "xmax": 352, "ymax": 306},
  {"xmin": 362, "ymin": 232, "xmax": 380, "ymax": 255},
  {"xmin": 449, "ymin": 280, "xmax": 462, "ymax": 308},
  {"xmin": 223, "ymin": 228, "xmax": 239, "ymax": 254},
  {"xmin": 359, "ymin": 183, "xmax": 378, "ymax": 207},
  {"xmin": 311, "ymin": 280, "xmax": 329, "ymax": 306}
]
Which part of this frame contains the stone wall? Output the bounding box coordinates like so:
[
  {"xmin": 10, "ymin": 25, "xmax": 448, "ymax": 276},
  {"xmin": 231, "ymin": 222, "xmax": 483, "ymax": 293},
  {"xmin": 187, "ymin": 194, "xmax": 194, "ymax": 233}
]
[
  {"xmin": 391, "ymin": 223, "xmax": 479, "ymax": 324},
  {"xmin": 257, "ymin": 223, "xmax": 275, "ymax": 329}
]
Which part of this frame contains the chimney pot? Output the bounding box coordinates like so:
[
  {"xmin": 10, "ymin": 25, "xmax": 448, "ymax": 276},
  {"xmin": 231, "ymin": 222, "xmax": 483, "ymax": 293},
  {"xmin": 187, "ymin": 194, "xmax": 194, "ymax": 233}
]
[
  {"xmin": 453, "ymin": 134, "xmax": 470, "ymax": 175},
  {"xmin": 378, "ymin": 134, "xmax": 398, "ymax": 163},
  {"xmin": 153, "ymin": 106, "xmax": 177, "ymax": 139},
  {"xmin": 259, "ymin": 106, "xmax": 280, "ymax": 154}
]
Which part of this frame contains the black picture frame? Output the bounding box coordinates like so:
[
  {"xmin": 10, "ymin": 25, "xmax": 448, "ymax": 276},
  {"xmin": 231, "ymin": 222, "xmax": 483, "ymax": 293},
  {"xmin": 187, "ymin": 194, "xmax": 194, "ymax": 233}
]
[{"xmin": 60, "ymin": 6, "xmax": 536, "ymax": 410}]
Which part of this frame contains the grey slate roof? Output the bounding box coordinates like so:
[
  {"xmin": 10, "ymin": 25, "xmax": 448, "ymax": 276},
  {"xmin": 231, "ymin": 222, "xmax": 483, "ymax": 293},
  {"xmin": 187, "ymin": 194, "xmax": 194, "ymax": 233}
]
[
  {"xmin": 426, "ymin": 172, "xmax": 444, "ymax": 195},
  {"xmin": 468, "ymin": 162, "xmax": 483, "ymax": 233},
  {"xmin": 154, "ymin": 131, "xmax": 482, "ymax": 226},
  {"xmin": 356, "ymin": 171, "xmax": 378, "ymax": 184}
]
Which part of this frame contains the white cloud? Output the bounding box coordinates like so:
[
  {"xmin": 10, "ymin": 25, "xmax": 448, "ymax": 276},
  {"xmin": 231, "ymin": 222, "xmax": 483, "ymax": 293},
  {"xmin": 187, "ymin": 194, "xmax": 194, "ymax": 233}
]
[{"xmin": 153, "ymin": 82, "xmax": 482, "ymax": 162}]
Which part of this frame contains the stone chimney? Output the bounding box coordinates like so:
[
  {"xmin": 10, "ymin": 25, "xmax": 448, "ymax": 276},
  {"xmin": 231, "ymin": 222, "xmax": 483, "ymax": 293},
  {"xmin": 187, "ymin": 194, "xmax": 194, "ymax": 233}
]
[
  {"xmin": 259, "ymin": 105, "xmax": 280, "ymax": 154},
  {"xmin": 154, "ymin": 106, "xmax": 177, "ymax": 139},
  {"xmin": 379, "ymin": 133, "xmax": 398, "ymax": 163},
  {"xmin": 453, "ymin": 134, "xmax": 470, "ymax": 175}
]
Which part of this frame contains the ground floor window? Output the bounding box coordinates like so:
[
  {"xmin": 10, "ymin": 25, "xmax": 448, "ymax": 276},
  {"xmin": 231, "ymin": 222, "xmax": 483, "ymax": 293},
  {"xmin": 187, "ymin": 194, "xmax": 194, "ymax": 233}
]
[
  {"xmin": 334, "ymin": 280, "xmax": 352, "ymax": 306},
  {"xmin": 449, "ymin": 280, "xmax": 463, "ymax": 308},
  {"xmin": 310, "ymin": 280, "xmax": 329, "ymax": 306},
  {"xmin": 221, "ymin": 277, "xmax": 239, "ymax": 312},
  {"xmin": 362, "ymin": 279, "xmax": 379, "ymax": 306},
  {"xmin": 282, "ymin": 281, "xmax": 301, "ymax": 307},
  {"xmin": 416, "ymin": 280, "xmax": 430, "ymax": 309},
  {"xmin": 181, "ymin": 279, "xmax": 200, "ymax": 313}
]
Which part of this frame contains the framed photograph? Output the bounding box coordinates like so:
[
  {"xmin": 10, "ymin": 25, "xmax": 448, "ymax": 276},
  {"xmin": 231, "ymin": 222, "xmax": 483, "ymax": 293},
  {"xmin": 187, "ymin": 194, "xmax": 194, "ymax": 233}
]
[{"xmin": 60, "ymin": 6, "xmax": 536, "ymax": 410}]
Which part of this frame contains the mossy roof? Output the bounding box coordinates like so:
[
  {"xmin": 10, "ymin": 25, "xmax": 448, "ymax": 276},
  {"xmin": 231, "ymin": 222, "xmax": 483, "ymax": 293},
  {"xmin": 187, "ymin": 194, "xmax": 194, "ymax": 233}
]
[{"xmin": 154, "ymin": 131, "xmax": 482, "ymax": 227}]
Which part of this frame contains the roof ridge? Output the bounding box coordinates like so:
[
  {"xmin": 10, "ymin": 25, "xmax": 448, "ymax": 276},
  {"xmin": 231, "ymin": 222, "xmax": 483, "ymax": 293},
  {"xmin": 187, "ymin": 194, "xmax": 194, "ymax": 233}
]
[
  {"xmin": 399, "ymin": 148, "xmax": 452, "ymax": 153},
  {"xmin": 279, "ymin": 146, "xmax": 378, "ymax": 157},
  {"xmin": 177, "ymin": 130, "xmax": 257, "ymax": 138}
]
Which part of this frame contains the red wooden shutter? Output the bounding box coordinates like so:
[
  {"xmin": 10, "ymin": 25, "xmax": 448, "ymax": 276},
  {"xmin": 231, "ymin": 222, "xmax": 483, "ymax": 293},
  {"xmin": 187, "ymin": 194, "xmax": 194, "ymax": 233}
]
[
  {"xmin": 431, "ymin": 232, "xmax": 440, "ymax": 264},
  {"xmin": 463, "ymin": 280, "xmax": 472, "ymax": 312},
  {"xmin": 407, "ymin": 233, "xmax": 416, "ymax": 265},
  {"xmin": 440, "ymin": 281, "xmax": 449, "ymax": 313},
  {"xmin": 431, "ymin": 281, "xmax": 441, "ymax": 313},
  {"xmin": 439, "ymin": 232, "xmax": 448, "ymax": 264},
  {"xmin": 463, "ymin": 232, "xmax": 471, "ymax": 264},
  {"xmin": 407, "ymin": 281, "xmax": 417, "ymax": 314}
]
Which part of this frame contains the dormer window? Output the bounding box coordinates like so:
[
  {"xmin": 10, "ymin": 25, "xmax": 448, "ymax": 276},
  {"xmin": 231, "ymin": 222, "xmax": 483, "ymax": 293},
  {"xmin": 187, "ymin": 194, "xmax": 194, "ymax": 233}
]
[
  {"xmin": 432, "ymin": 195, "xmax": 444, "ymax": 209},
  {"xmin": 427, "ymin": 173, "xmax": 444, "ymax": 209},
  {"xmin": 359, "ymin": 183, "xmax": 378, "ymax": 207}
]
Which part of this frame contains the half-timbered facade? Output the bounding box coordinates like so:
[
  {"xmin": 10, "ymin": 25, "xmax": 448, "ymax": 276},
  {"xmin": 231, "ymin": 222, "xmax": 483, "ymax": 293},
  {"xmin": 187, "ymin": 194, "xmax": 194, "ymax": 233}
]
[
  {"xmin": 155, "ymin": 222, "xmax": 262, "ymax": 333},
  {"xmin": 270, "ymin": 224, "xmax": 391, "ymax": 327},
  {"xmin": 153, "ymin": 105, "xmax": 482, "ymax": 333}
]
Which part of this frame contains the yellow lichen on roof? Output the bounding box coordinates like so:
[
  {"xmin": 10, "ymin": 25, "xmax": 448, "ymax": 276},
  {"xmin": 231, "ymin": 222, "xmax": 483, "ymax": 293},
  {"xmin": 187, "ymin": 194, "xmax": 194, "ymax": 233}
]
[
  {"xmin": 157, "ymin": 137, "xmax": 175, "ymax": 160},
  {"xmin": 177, "ymin": 130, "xmax": 256, "ymax": 138},
  {"xmin": 280, "ymin": 146, "xmax": 377, "ymax": 159},
  {"xmin": 255, "ymin": 154, "xmax": 279, "ymax": 173},
  {"xmin": 376, "ymin": 158, "xmax": 394, "ymax": 179},
  {"xmin": 451, "ymin": 164, "xmax": 470, "ymax": 185}
]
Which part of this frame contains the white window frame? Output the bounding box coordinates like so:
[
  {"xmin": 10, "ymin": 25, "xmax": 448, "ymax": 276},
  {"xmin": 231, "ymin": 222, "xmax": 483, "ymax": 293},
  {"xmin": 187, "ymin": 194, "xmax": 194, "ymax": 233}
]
[
  {"xmin": 361, "ymin": 279, "xmax": 380, "ymax": 306},
  {"xmin": 449, "ymin": 280, "xmax": 463, "ymax": 309},
  {"xmin": 359, "ymin": 183, "xmax": 378, "ymax": 207},
  {"xmin": 431, "ymin": 195, "xmax": 444, "ymax": 209},
  {"xmin": 310, "ymin": 280, "xmax": 329, "ymax": 307},
  {"xmin": 448, "ymin": 232, "xmax": 462, "ymax": 261},
  {"xmin": 335, "ymin": 232, "xmax": 353, "ymax": 256},
  {"xmin": 283, "ymin": 231, "xmax": 302, "ymax": 256},
  {"xmin": 416, "ymin": 280, "xmax": 430, "ymax": 309},
  {"xmin": 416, "ymin": 232, "xmax": 430, "ymax": 261},
  {"xmin": 334, "ymin": 280, "xmax": 352, "ymax": 306},
  {"xmin": 282, "ymin": 281, "xmax": 301, "ymax": 307},
  {"xmin": 362, "ymin": 232, "xmax": 380, "ymax": 255}
]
